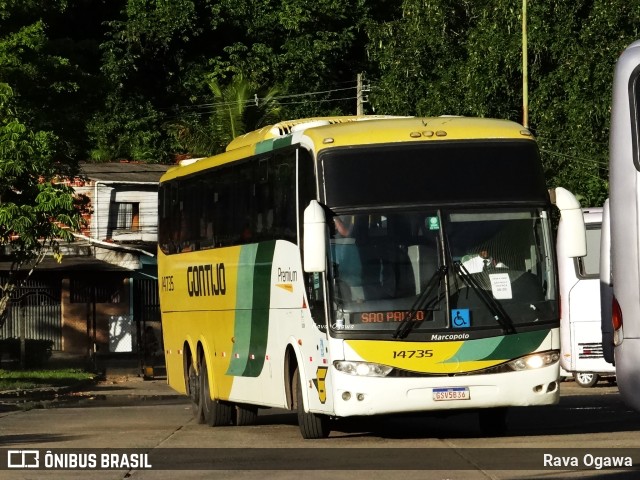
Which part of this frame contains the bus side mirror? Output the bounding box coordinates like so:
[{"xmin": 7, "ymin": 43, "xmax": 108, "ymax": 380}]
[
  {"xmin": 303, "ymin": 200, "xmax": 327, "ymax": 272},
  {"xmin": 551, "ymin": 187, "xmax": 587, "ymax": 258}
]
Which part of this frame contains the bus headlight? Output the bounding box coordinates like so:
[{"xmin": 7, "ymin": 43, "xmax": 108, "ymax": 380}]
[
  {"xmin": 334, "ymin": 360, "xmax": 393, "ymax": 377},
  {"xmin": 507, "ymin": 350, "xmax": 559, "ymax": 371}
]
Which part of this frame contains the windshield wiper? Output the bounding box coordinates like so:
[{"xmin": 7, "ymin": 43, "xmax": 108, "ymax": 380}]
[
  {"xmin": 453, "ymin": 262, "xmax": 516, "ymax": 335},
  {"xmin": 394, "ymin": 265, "xmax": 447, "ymax": 339}
]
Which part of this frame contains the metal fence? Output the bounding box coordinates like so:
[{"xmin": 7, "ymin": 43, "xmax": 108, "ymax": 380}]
[
  {"xmin": 133, "ymin": 279, "xmax": 162, "ymax": 363},
  {"xmin": 0, "ymin": 276, "xmax": 62, "ymax": 350}
]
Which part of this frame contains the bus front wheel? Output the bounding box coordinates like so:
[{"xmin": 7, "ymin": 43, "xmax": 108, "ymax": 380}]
[
  {"xmin": 574, "ymin": 372, "xmax": 599, "ymax": 388},
  {"xmin": 199, "ymin": 359, "xmax": 233, "ymax": 426},
  {"xmin": 294, "ymin": 367, "xmax": 330, "ymax": 439}
]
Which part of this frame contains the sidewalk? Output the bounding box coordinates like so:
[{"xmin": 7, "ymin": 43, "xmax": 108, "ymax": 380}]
[
  {"xmin": 72, "ymin": 373, "xmax": 183, "ymax": 402},
  {"xmin": 0, "ymin": 368, "xmax": 184, "ymax": 411}
]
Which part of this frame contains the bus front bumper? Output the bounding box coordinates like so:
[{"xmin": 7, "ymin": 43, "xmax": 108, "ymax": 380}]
[{"xmin": 329, "ymin": 364, "xmax": 560, "ymax": 417}]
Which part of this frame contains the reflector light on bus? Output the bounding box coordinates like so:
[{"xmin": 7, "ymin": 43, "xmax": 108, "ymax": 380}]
[
  {"xmin": 612, "ymin": 296, "xmax": 623, "ymax": 330},
  {"xmin": 612, "ymin": 296, "xmax": 624, "ymax": 346}
]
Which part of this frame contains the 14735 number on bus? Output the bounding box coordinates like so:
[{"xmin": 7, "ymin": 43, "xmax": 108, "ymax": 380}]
[{"xmin": 392, "ymin": 349, "xmax": 433, "ymax": 359}]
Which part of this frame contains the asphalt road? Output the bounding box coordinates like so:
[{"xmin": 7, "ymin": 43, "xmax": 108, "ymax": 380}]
[{"xmin": 0, "ymin": 379, "xmax": 638, "ymax": 480}]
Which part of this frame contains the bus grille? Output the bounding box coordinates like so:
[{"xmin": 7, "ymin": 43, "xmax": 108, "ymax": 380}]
[
  {"xmin": 578, "ymin": 343, "xmax": 604, "ymax": 359},
  {"xmin": 389, "ymin": 362, "xmax": 511, "ymax": 378}
]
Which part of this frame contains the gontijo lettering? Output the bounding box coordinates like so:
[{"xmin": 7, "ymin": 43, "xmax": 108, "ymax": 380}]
[{"xmin": 187, "ymin": 263, "xmax": 226, "ymax": 297}]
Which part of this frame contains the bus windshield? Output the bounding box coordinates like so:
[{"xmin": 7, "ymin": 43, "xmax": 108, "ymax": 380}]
[{"xmin": 328, "ymin": 208, "xmax": 556, "ymax": 336}]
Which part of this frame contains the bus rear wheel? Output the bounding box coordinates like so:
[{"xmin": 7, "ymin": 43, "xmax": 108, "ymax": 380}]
[
  {"xmin": 294, "ymin": 367, "xmax": 330, "ymax": 439},
  {"xmin": 234, "ymin": 404, "xmax": 258, "ymax": 426},
  {"xmin": 187, "ymin": 363, "xmax": 204, "ymax": 424},
  {"xmin": 574, "ymin": 372, "xmax": 599, "ymax": 388},
  {"xmin": 199, "ymin": 359, "xmax": 232, "ymax": 426}
]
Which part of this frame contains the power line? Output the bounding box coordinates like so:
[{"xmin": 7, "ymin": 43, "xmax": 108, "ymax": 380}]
[
  {"xmin": 180, "ymin": 85, "xmax": 359, "ymax": 112},
  {"xmin": 539, "ymin": 148, "xmax": 608, "ymax": 167},
  {"xmin": 536, "ymin": 136, "xmax": 609, "ymax": 147}
]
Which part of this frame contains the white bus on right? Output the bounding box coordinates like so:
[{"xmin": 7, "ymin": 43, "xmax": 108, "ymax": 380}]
[
  {"xmin": 602, "ymin": 40, "xmax": 640, "ymax": 410},
  {"xmin": 559, "ymin": 207, "xmax": 615, "ymax": 387}
]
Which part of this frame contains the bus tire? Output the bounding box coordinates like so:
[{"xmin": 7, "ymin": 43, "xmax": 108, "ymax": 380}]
[
  {"xmin": 478, "ymin": 407, "xmax": 508, "ymax": 437},
  {"xmin": 188, "ymin": 363, "xmax": 204, "ymax": 424},
  {"xmin": 199, "ymin": 359, "xmax": 232, "ymax": 426},
  {"xmin": 234, "ymin": 404, "xmax": 258, "ymax": 426},
  {"xmin": 294, "ymin": 367, "xmax": 330, "ymax": 439},
  {"xmin": 574, "ymin": 372, "xmax": 599, "ymax": 388}
]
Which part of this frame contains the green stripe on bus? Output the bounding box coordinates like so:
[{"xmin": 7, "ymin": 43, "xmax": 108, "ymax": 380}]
[
  {"xmin": 255, "ymin": 136, "xmax": 293, "ymax": 154},
  {"xmin": 478, "ymin": 329, "xmax": 550, "ymax": 361},
  {"xmin": 440, "ymin": 329, "xmax": 550, "ymax": 364},
  {"xmin": 441, "ymin": 336, "xmax": 503, "ymax": 363},
  {"xmin": 226, "ymin": 244, "xmax": 258, "ymax": 376},
  {"xmin": 243, "ymin": 240, "xmax": 276, "ymax": 377},
  {"xmin": 273, "ymin": 136, "xmax": 293, "ymax": 150}
]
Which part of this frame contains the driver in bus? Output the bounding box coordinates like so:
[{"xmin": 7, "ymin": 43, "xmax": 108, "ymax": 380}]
[
  {"xmin": 462, "ymin": 248, "xmax": 507, "ymax": 273},
  {"xmin": 334, "ymin": 215, "xmax": 354, "ymax": 237}
]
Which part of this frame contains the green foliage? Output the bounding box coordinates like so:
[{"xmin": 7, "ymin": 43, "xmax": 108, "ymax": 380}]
[
  {"xmin": 0, "ymin": 367, "xmax": 94, "ymax": 389},
  {"xmin": 0, "ymin": 0, "xmax": 638, "ymax": 207},
  {"xmin": 0, "ymin": 84, "xmax": 82, "ymax": 304},
  {"xmin": 366, "ymin": 0, "xmax": 640, "ymax": 207},
  {"xmin": 0, "ymin": 0, "xmax": 115, "ymax": 162},
  {"xmin": 90, "ymin": 0, "xmax": 373, "ymax": 160},
  {"xmin": 169, "ymin": 75, "xmax": 282, "ymax": 156},
  {"xmin": 87, "ymin": 97, "xmax": 172, "ymax": 162}
]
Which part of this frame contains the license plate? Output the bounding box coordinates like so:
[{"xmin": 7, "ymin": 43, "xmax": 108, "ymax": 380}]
[{"xmin": 433, "ymin": 387, "xmax": 470, "ymax": 401}]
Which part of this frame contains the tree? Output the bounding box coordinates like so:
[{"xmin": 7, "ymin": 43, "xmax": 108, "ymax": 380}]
[
  {"xmin": 365, "ymin": 0, "xmax": 640, "ymax": 207},
  {"xmin": 0, "ymin": 0, "xmax": 119, "ymax": 163},
  {"xmin": 91, "ymin": 0, "xmax": 377, "ymax": 161},
  {"xmin": 0, "ymin": 83, "xmax": 83, "ymax": 328},
  {"xmin": 89, "ymin": 0, "xmax": 217, "ymax": 162},
  {"xmin": 171, "ymin": 75, "xmax": 282, "ymax": 156}
]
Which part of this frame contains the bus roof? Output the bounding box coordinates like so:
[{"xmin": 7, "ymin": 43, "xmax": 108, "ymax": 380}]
[
  {"xmin": 160, "ymin": 115, "xmax": 533, "ymax": 183},
  {"xmin": 228, "ymin": 115, "xmax": 532, "ymax": 151}
]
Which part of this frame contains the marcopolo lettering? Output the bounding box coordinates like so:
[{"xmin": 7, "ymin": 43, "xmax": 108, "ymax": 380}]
[{"xmin": 187, "ymin": 263, "xmax": 226, "ymax": 297}]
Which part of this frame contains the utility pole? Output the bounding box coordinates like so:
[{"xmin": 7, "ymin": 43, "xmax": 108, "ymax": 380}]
[
  {"xmin": 522, "ymin": 0, "xmax": 529, "ymax": 128},
  {"xmin": 356, "ymin": 73, "xmax": 369, "ymax": 115}
]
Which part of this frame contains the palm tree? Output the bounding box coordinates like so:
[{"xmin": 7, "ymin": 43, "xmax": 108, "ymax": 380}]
[{"xmin": 174, "ymin": 75, "xmax": 282, "ymax": 157}]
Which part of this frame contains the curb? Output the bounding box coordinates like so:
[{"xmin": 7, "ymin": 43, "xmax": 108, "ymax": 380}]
[{"xmin": 0, "ymin": 378, "xmax": 99, "ymax": 400}]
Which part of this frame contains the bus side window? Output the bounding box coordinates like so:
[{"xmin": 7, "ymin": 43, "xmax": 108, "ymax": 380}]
[{"xmin": 306, "ymin": 272, "xmax": 326, "ymax": 327}]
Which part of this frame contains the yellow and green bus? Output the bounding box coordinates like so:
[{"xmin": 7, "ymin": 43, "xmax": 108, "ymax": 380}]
[{"xmin": 157, "ymin": 115, "xmax": 585, "ymax": 438}]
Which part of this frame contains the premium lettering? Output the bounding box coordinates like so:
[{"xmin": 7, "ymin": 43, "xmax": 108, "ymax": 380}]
[
  {"xmin": 277, "ymin": 267, "xmax": 297, "ymax": 282},
  {"xmin": 187, "ymin": 263, "xmax": 226, "ymax": 297}
]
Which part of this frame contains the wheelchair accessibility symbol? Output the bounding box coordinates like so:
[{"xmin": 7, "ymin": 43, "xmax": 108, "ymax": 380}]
[{"xmin": 451, "ymin": 309, "xmax": 470, "ymax": 328}]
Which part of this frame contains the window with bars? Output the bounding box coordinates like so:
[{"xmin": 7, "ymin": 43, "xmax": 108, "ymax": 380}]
[{"xmin": 111, "ymin": 202, "xmax": 140, "ymax": 232}]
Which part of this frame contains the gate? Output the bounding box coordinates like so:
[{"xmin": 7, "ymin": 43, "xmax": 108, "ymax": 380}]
[
  {"xmin": 133, "ymin": 279, "xmax": 162, "ymax": 371},
  {"xmin": 0, "ymin": 276, "xmax": 62, "ymax": 350}
]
